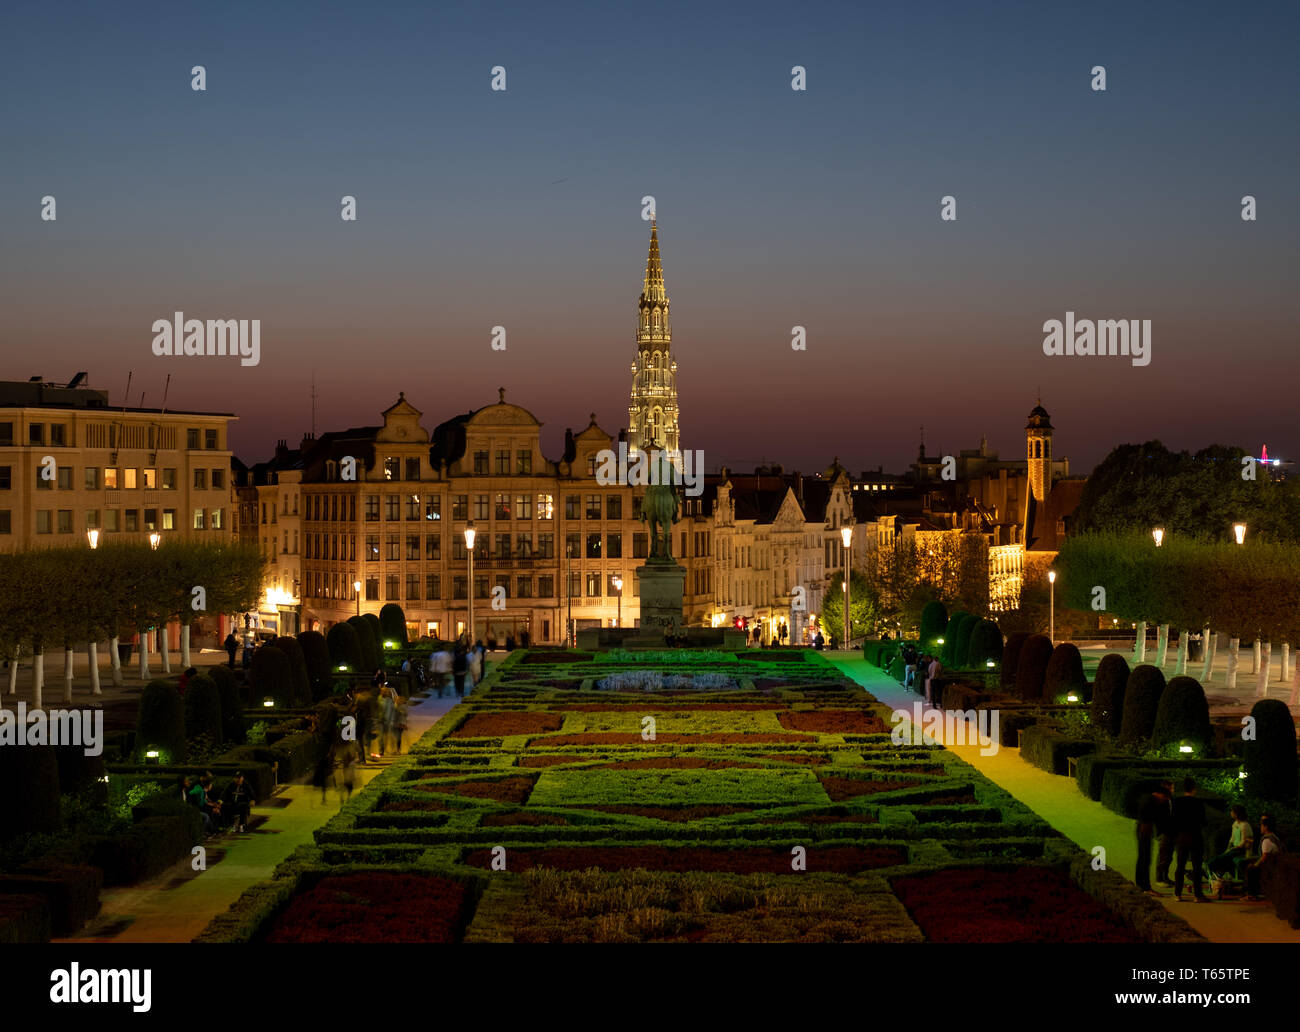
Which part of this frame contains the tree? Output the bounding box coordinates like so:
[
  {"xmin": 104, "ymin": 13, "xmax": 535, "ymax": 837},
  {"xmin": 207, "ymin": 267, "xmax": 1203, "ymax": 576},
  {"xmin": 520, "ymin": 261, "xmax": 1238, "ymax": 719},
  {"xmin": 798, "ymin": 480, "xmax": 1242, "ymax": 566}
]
[
  {"xmin": 1243, "ymin": 699, "xmax": 1297, "ymax": 805},
  {"xmin": 297, "ymin": 630, "xmax": 334, "ymax": 700},
  {"xmin": 209, "ymin": 663, "xmax": 246, "ymax": 744},
  {"xmin": 967, "ymin": 619, "xmax": 1003, "ymax": 671},
  {"xmin": 1091, "ymin": 653, "xmax": 1130, "ymax": 737},
  {"xmin": 918, "ymin": 600, "xmax": 948, "ymax": 653},
  {"xmin": 940, "ymin": 611, "xmax": 970, "ymax": 665},
  {"xmin": 249, "ymin": 645, "xmax": 294, "ymax": 708},
  {"xmin": 379, "ymin": 603, "xmax": 409, "ymax": 647},
  {"xmin": 1000, "ymin": 632, "xmax": 1029, "ymax": 692},
  {"xmin": 184, "ymin": 672, "xmax": 224, "ymax": 744},
  {"xmin": 327, "ymin": 622, "xmax": 364, "ymax": 672},
  {"xmin": 1151, "ymin": 676, "xmax": 1211, "ymax": 757},
  {"xmin": 1014, "ymin": 634, "xmax": 1054, "ymax": 701},
  {"xmin": 819, "ymin": 569, "xmax": 876, "ymax": 643},
  {"xmin": 349, "ymin": 615, "xmax": 381, "ymax": 672},
  {"xmin": 1119, "ymin": 665, "xmax": 1166, "ymax": 749},
  {"xmin": 1043, "ymin": 643, "xmax": 1089, "ymax": 704},
  {"xmin": 136, "ymin": 679, "xmax": 186, "ymax": 763},
  {"xmin": 268, "ymin": 636, "xmax": 312, "ymax": 707},
  {"xmin": 952, "ymin": 614, "xmax": 979, "ymax": 668}
]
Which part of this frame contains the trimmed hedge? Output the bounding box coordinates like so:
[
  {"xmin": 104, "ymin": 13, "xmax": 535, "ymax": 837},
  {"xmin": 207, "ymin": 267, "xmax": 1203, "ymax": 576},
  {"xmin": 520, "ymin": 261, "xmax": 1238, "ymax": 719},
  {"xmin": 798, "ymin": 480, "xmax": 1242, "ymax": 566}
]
[
  {"xmin": 217, "ymin": 731, "xmax": 322, "ymax": 784},
  {"xmin": 328, "ymin": 622, "xmax": 365, "ymax": 672},
  {"xmin": 1001, "ymin": 632, "xmax": 1029, "ymax": 692},
  {"xmin": 136, "ymin": 678, "xmax": 187, "ymax": 763},
  {"xmin": 115, "ymin": 763, "xmax": 275, "ymax": 807},
  {"xmin": 1100, "ymin": 768, "xmax": 1229, "ymax": 823},
  {"xmin": 0, "ymin": 894, "xmax": 50, "ymax": 943},
  {"xmin": 249, "ymin": 645, "xmax": 294, "ymax": 709},
  {"xmin": 1074, "ymin": 753, "xmax": 1237, "ymax": 803},
  {"xmin": 1118, "ymin": 665, "xmax": 1166, "ymax": 748},
  {"xmin": 941, "ymin": 612, "xmax": 969, "ymax": 665},
  {"xmin": 0, "ymin": 863, "xmax": 101, "ymax": 936},
  {"xmin": 362, "ymin": 613, "xmax": 384, "ymax": 660},
  {"xmin": 967, "ymin": 620, "xmax": 1003, "ymax": 671},
  {"xmin": 1014, "ymin": 634, "xmax": 1053, "ymax": 701},
  {"xmin": 1091, "ymin": 654, "xmax": 1130, "ymax": 738},
  {"xmin": 87, "ymin": 815, "xmax": 200, "ymax": 886},
  {"xmin": 268, "ymin": 636, "xmax": 312, "ymax": 708},
  {"xmin": 1043, "ymin": 643, "xmax": 1089, "ymax": 705},
  {"xmin": 919, "ymin": 601, "xmax": 948, "ymax": 653},
  {"xmin": 1243, "ymin": 698, "xmax": 1298, "ymax": 806},
  {"xmin": 1020, "ymin": 724, "xmax": 1097, "ymax": 776},
  {"xmin": 1151, "ymin": 676, "xmax": 1211, "ymax": 756},
  {"xmin": 298, "ymin": 630, "xmax": 334, "ymax": 701},
  {"xmin": 0, "ymin": 744, "xmax": 61, "ymax": 842},
  {"xmin": 380, "ymin": 603, "xmax": 409, "ymax": 647},
  {"xmin": 184, "ymin": 673, "xmax": 223, "ymax": 743},
  {"xmin": 210, "ymin": 664, "xmax": 246, "ymax": 745}
]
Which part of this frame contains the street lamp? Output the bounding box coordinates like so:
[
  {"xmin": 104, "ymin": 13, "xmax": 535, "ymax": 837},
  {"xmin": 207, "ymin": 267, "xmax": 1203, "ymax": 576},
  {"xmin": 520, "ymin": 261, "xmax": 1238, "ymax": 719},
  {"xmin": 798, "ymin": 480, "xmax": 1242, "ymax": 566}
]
[
  {"xmin": 1047, "ymin": 569, "xmax": 1056, "ymax": 644},
  {"xmin": 1233, "ymin": 523, "xmax": 1247, "ymax": 545},
  {"xmin": 840, "ymin": 523, "xmax": 854, "ymax": 651},
  {"xmin": 565, "ymin": 541, "xmax": 573, "ymax": 648},
  {"xmin": 86, "ymin": 529, "xmax": 99, "ymax": 549},
  {"xmin": 149, "ymin": 532, "xmax": 160, "ymax": 550},
  {"xmin": 613, "ymin": 575, "xmax": 623, "ymax": 628},
  {"xmin": 465, "ymin": 521, "xmax": 476, "ymax": 646},
  {"xmin": 1152, "ymin": 527, "xmax": 1164, "ymax": 547},
  {"xmin": 353, "ymin": 579, "xmax": 361, "ymax": 616}
]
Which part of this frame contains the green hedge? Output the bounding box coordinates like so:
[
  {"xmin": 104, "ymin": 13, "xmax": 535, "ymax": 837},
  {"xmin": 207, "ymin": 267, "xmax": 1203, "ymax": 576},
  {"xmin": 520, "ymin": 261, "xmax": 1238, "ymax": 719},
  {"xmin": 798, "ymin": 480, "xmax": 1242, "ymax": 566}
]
[
  {"xmin": 1243, "ymin": 698, "xmax": 1298, "ymax": 806},
  {"xmin": 919, "ymin": 601, "xmax": 948, "ymax": 653},
  {"xmin": 1074, "ymin": 753, "xmax": 1236, "ymax": 803},
  {"xmin": 1043, "ymin": 643, "xmax": 1089, "ymax": 704},
  {"xmin": 327, "ymin": 622, "xmax": 364, "ymax": 672},
  {"xmin": 249, "ymin": 645, "xmax": 294, "ymax": 709},
  {"xmin": 380, "ymin": 603, "xmax": 409, "ymax": 647},
  {"xmin": 1000, "ymin": 632, "xmax": 1029, "ymax": 691},
  {"xmin": 209, "ymin": 664, "xmax": 246, "ymax": 745},
  {"xmin": 1100, "ymin": 768, "xmax": 1230, "ymax": 823},
  {"xmin": 217, "ymin": 731, "xmax": 321, "ymax": 784},
  {"xmin": 1019, "ymin": 724, "xmax": 1097, "ymax": 776},
  {"xmin": 86, "ymin": 816, "xmax": 200, "ymax": 886},
  {"xmin": 0, "ymin": 894, "xmax": 50, "ymax": 943},
  {"xmin": 1091, "ymin": 653, "xmax": 1130, "ymax": 738},
  {"xmin": 298, "ymin": 630, "xmax": 334, "ymax": 701},
  {"xmin": 269, "ymin": 636, "xmax": 313, "ymax": 708},
  {"xmin": 350, "ymin": 615, "xmax": 381, "ymax": 672},
  {"xmin": 136, "ymin": 679, "xmax": 186, "ymax": 763},
  {"xmin": 0, "ymin": 863, "xmax": 101, "ymax": 936},
  {"xmin": 967, "ymin": 620, "xmax": 1003, "ymax": 671},
  {"xmin": 0, "ymin": 742, "xmax": 61, "ymax": 842},
  {"xmin": 184, "ymin": 673, "xmax": 223, "ymax": 743},
  {"xmin": 1151, "ymin": 676, "xmax": 1211, "ymax": 757},
  {"xmin": 1118, "ymin": 665, "xmax": 1166, "ymax": 748},
  {"xmin": 1014, "ymin": 635, "xmax": 1053, "ymax": 701}
]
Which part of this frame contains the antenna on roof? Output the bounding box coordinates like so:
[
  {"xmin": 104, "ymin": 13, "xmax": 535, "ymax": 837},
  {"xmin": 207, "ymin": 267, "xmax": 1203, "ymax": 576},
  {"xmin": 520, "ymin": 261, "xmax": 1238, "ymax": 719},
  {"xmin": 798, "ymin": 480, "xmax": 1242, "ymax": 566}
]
[
  {"xmin": 160, "ymin": 373, "xmax": 170, "ymax": 414},
  {"xmin": 122, "ymin": 371, "xmax": 132, "ymax": 412}
]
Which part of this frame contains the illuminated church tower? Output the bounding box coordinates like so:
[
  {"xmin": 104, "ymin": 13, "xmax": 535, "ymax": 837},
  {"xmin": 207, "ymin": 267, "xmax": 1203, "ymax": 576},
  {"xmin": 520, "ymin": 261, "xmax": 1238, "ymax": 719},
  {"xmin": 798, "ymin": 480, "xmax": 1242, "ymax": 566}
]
[{"xmin": 627, "ymin": 221, "xmax": 679, "ymax": 455}]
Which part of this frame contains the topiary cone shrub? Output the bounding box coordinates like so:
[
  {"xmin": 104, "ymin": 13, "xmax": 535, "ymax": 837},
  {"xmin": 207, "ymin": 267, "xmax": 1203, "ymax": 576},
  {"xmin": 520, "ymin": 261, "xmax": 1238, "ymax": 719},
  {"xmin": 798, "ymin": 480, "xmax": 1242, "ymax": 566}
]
[
  {"xmin": 941, "ymin": 611, "xmax": 969, "ymax": 665},
  {"xmin": 297, "ymin": 630, "xmax": 333, "ymax": 700},
  {"xmin": 1118, "ymin": 665, "xmax": 1167, "ymax": 749},
  {"xmin": 1091, "ymin": 653, "xmax": 1130, "ymax": 738},
  {"xmin": 1044, "ymin": 643, "xmax": 1090, "ymax": 705},
  {"xmin": 919, "ymin": 601, "xmax": 948, "ymax": 654},
  {"xmin": 209, "ymin": 663, "xmax": 245, "ymax": 744},
  {"xmin": 348, "ymin": 615, "xmax": 380, "ymax": 672},
  {"xmin": 136, "ymin": 679, "xmax": 186, "ymax": 763},
  {"xmin": 1014, "ymin": 634, "xmax": 1054, "ymax": 701},
  {"xmin": 1243, "ymin": 699, "xmax": 1297, "ymax": 805},
  {"xmin": 268, "ymin": 636, "xmax": 312, "ymax": 707},
  {"xmin": 0, "ymin": 743, "xmax": 61, "ymax": 842},
  {"xmin": 379, "ymin": 603, "xmax": 409, "ymax": 647},
  {"xmin": 967, "ymin": 619, "xmax": 1003, "ymax": 671},
  {"xmin": 1001, "ymin": 632, "xmax": 1029, "ymax": 692},
  {"xmin": 327, "ymin": 622, "xmax": 364, "ymax": 674},
  {"xmin": 1151, "ymin": 675, "xmax": 1211, "ymax": 757},
  {"xmin": 249, "ymin": 645, "xmax": 294, "ymax": 709},
  {"xmin": 183, "ymin": 673, "xmax": 223, "ymax": 744},
  {"xmin": 362, "ymin": 613, "xmax": 384, "ymax": 660},
  {"xmin": 952, "ymin": 615, "xmax": 979, "ymax": 668}
]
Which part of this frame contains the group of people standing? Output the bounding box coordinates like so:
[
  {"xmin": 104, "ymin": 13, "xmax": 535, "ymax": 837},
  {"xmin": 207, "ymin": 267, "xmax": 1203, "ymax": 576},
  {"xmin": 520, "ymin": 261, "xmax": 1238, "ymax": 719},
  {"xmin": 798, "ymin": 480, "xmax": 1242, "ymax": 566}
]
[
  {"xmin": 423, "ymin": 640, "xmax": 487, "ymax": 698},
  {"xmin": 1136, "ymin": 778, "xmax": 1285, "ymax": 901},
  {"xmin": 900, "ymin": 644, "xmax": 944, "ymax": 705},
  {"xmin": 310, "ymin": 678, "xmax": 408, "ymax": 803}
]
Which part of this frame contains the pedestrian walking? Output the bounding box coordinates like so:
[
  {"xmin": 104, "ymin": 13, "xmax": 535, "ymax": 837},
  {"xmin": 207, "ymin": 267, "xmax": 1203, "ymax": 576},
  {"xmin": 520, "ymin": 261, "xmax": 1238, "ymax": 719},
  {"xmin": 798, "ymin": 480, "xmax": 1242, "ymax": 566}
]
[
  {"xmin": 1171, "ymin": 777, "xmax": 1210, "ymax": 902},
  {"xmin": 1136, "ymin": 782, "xmax": 1171, "ymax": 892},
  {"xmin": 224, "ymin": 633, "xmax": 238, "ymax": 669}
]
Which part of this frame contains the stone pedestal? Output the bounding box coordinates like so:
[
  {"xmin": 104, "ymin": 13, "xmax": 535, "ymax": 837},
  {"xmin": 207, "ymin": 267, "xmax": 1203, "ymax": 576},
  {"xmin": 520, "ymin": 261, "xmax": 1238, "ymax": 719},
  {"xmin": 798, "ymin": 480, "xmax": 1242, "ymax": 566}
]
[{"xmin": 635, "ymin": 560, "xmax": 685, "ymax": 636}]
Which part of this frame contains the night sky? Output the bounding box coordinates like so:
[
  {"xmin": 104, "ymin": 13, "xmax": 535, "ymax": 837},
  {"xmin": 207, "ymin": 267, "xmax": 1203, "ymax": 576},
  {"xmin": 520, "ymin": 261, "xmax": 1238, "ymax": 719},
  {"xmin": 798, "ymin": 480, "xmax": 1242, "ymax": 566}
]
[{"xmin": 2, "ymin": 0, "xmax": 1297, "ymax": 474}]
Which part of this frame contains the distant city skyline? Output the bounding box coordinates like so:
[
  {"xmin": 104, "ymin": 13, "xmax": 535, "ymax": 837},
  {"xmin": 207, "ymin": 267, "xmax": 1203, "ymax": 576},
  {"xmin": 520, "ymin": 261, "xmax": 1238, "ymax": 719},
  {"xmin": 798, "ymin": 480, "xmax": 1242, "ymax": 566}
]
[{"xmin": 3, "ymin": 0, "xmax": 1297, "ymax": 472}]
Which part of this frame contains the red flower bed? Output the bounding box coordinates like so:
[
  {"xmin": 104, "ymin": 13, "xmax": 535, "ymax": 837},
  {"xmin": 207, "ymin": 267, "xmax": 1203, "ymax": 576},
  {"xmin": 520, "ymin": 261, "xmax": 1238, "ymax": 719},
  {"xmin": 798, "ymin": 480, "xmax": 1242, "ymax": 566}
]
[
  {"xmin": 595, "ymin": 757, "xmax": 758, "ymax": 770},
  {"xmin": 415, "ymin": 776, "xmax": 536, "ymax": 803},
  {"xmin": 777, "ymin": 710, "xmax": 888, "ymax": 734},
  {"xmin": 532, "ymin": 733, "xmax": 814, "ymax": 746},
  {"xmin": 264, "ymin": 873, "xmax": 469, "ymax": 943},
  {"xmin": 820, "ymin": 776, "xmax": 926, "ymax": 801},
  {"xmin": 920, "ymin": 791, "xmax": 978, "ymax": 806},
  {"xmin": 891, "ymin": 867, "xmax": 1139, "ymax": 943},
  {"xmin": 450, "ymin": 712, "xmax": 563, "ymax": 738},
  {"xmin": 480, "ymin": 811, "xmax": 570, "ymax": 827},
  {"xmin": 521, "ymin": 652, "xmax": 594, "ymax": 664},
  {"xmin": 518, "ymin": 754, "xmax": 598, "ymax": 767},
  {"xmin": 463, "ymin": 844, "xmax": 906, "ymax": 873}
]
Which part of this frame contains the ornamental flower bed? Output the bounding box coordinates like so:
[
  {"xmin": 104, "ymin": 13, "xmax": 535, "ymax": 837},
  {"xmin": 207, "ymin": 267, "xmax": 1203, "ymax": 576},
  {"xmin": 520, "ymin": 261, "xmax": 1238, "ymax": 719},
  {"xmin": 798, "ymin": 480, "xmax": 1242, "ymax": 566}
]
[
  {"xmin": 463, "ymin": 844, "xmax": 908, "ymax": 873},
  {"xmin": 819, "ymin": 775, "xmax": 928, "ymax": 801},
  {"xmin": 571, "ymin": 804, "xmax": 754, "ymax": 821},
  {"xmin": 414, "ymin": 776, "xmax": 537, "ymax": 804},
  {"xmin": 777, "ymin": 710, "xmax": 888, "ymax": 734},
  {"xmin": 264, "ymin": 873, "xmax": 470, "ymax": 943},
  {"xmin": 450, "ymin": 712, "xmax": 564, "ymax": 738},
  {"xmin": 891, "ymin": 867, "xmax": 1139, "ymax": 943},
  {"xmin": 532, "ymin": 733, "xmax": 814, "ymax": 746}
]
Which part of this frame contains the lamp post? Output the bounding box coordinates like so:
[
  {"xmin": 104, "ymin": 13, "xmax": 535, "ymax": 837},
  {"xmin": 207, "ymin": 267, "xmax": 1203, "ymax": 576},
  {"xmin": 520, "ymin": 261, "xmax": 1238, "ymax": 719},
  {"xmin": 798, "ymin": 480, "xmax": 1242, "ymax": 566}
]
[
  {"xmin": 353, "ymin": 579, "xmax": 361, "ymax": 616},
  {"xmin": 1047, "ymin": 569, "xmax": 1056, "ymax": 644},
  {"xmin": 840, "ymin": 523, "xmax": 854, "ymax": 652},
  {"xmin": 86, "ymin": 529, "xmax": 99, "ymax": 550},
  {"xmin": 149, "ymin": 532, "xmax": 160, "ymax": 550},
  {"xmin": 613, "ymin": 575, "xmax": 623, "ymax": 628},
  {"xmin": 1233, "ymin": 523, "xmax": 1247, "ymax": 545},
  {"xmin": 565, "ymin": 541, "xmax": 573, "ymax": 648},
  {"xmin": 465, "ymin": 521, "xmax": 476, "ymax": 646},
  {"xmin": 1152, "ymin": 527, "xmax": 1164, "ymax": 547}
]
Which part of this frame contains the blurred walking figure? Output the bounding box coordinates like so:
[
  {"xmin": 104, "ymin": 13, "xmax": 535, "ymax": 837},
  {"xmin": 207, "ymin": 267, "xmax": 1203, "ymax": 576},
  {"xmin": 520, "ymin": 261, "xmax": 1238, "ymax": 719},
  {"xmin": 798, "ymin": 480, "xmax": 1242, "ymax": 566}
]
[
  {"xmin": 468, "ymin": 643, "xmax": 483, "ymax": 693},
  {"xmin": 378, "ymin": 684, "xmax": 401, "ymax": 757},
  {"xmin": 224, "ymin": 632, "xmax": 238, "ymax": 668},
  {"xmin": 452, "ymin": 644, "xmax": 468, "ymax": 697}
]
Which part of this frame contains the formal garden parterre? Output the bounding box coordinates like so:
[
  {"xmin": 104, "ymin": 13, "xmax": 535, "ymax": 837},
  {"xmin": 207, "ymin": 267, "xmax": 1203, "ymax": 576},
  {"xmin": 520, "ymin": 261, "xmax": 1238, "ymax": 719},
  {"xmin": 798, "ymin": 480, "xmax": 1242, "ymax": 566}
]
[{"xmin": 199, "ymin": 648, "xmax": 1201, "ymax": 943}]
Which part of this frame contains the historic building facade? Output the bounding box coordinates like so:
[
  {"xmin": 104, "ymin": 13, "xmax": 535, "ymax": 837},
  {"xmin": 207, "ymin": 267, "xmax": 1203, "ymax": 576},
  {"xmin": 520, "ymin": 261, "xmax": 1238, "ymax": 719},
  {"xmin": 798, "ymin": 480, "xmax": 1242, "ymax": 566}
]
[{"xmin": 626, "ymin": 222, "xmax": 680, "ymax": 456}]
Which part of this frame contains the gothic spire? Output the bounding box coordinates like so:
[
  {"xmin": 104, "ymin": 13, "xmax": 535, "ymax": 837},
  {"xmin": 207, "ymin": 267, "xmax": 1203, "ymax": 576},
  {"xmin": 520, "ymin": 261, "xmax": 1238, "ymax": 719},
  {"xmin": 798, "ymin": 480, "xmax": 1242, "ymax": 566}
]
[{"xmin": 641, "ymin": 220, "xmax": 667, "ymax": 305}]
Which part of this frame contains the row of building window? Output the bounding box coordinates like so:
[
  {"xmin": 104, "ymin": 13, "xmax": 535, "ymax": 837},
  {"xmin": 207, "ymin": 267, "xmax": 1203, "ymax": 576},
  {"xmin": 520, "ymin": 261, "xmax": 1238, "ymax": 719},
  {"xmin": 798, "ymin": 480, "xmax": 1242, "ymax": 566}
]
[
  {"xmin": 303, "ymin": 570, "xmax": 631, "ymax": 602},
  {"xmin": 297, "ymin": 493, "xmax": 635, "ymax": 524},
  {"xmin": 0, "ymin": 423, "xmax": 220, "ymax": 450},
  {"xmin": 1, "ymin": 465, "xmax": 225, "ymax": 491},
  {"xmin": 0, "ymin": 508, "xmax": 224, "ymax": 534}
]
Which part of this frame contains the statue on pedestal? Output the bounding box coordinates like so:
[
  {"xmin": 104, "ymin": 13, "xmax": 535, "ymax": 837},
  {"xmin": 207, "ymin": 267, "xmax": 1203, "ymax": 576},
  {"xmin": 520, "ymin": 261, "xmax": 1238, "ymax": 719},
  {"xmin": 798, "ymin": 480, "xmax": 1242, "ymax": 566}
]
[{"xmin": 640, "ymin": 452, "xmax": 680, "ymax": 561}]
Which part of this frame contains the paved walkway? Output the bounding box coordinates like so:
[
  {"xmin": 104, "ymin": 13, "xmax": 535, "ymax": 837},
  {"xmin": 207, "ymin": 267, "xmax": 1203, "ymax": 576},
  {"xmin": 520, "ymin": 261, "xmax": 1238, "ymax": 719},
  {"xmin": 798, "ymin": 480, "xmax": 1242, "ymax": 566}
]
[
  {"xmin": 826, "ymin": 653, "xmax": 1300, "ymax": 944},
  {"xmin": 55, "ymin": 690, "xmax": 464, "ymax": 943}
]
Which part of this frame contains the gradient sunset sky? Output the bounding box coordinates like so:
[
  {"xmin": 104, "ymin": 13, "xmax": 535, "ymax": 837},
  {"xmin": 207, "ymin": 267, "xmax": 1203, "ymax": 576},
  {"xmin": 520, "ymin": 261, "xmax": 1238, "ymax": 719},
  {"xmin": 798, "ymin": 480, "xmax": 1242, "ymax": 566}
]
[{"xmin": 2, "ymin": 0, "xmax": 1297, "ymax": 474}]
